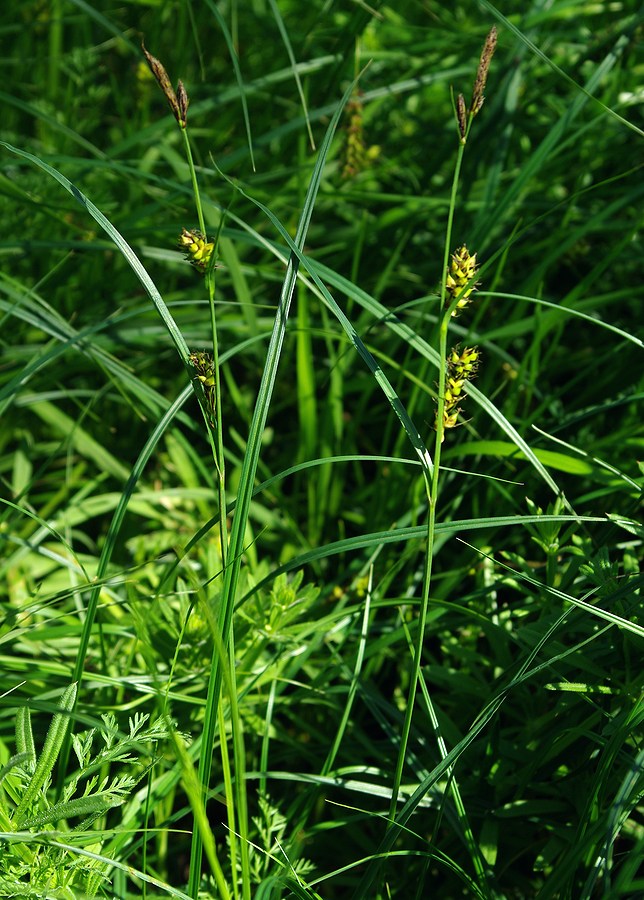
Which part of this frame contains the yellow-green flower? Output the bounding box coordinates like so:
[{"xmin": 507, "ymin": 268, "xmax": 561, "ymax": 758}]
[
  {"xmin": 449, "ymin": 345, "xmax": 480, "ymax": 377},
  {"xmin": 178, "ymin": 228, "xmax": 214, "ymax": 273},
  {"xmin": 445, "ymin": 245, "xmax": 479, "ymax": 315}
]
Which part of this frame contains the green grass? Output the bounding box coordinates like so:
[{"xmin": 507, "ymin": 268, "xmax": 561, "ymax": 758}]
[{"xmin": 1, "ymin": 1, "xmax": 643, "ymax": 898}]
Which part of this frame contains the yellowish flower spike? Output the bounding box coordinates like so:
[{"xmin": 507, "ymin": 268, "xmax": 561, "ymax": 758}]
[
  {"xmin": 178, "ymin": 227, "xmax": 215, "ymax": 274},
  {"xmin": 445, "ymin": 245, "xmax": 479, "ymax": 315},
  {"xmin": 435, "ymin": 345, "xmax": 480, "ymax": 440}
]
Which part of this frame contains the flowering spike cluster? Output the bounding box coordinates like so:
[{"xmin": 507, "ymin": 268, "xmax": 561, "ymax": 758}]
[
  {"xmin": 436, "ymin": 346, "xmax": 480, "ymax": 438},
  {"xmin": 178, "ymin": 228, "xmax": 214, "ymax": 273},
  {"xmin": 445, "ymin": 245, "xmax": 479, "ymax": 315},
  {"xmin": 189, "ymin": 350, "xmax": 216, "ymax": 424},
  {"xmin": 142, "ymin": 44, "xmax": 189, "ymax": 128}
]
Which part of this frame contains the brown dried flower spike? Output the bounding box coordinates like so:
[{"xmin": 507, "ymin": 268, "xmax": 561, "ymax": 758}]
[{"xmin": 142, "ymin": 44, "xmax": 188, "ymax": 128}]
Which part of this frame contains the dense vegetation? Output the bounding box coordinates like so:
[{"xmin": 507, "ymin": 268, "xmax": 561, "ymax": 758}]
[{"xmin": 1, "ymin": 1, "xmax": 642, "ymax": 898}]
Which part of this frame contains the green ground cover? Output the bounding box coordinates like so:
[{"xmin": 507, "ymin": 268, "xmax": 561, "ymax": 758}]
[{"xmin": 1, "ymin": 1, "xmax": 643, "ymax": 897}]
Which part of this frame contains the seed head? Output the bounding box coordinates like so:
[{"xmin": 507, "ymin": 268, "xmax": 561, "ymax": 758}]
[{"xmin": 450, "ymin": 346, "xmax": 480, "ymax": 378}]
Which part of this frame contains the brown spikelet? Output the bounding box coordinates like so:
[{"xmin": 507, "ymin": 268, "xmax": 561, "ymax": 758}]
[
  {"xmin": 142, "ymin": 43, "xmax": 188, "ymax": 129},
  {"xmin": 470, "ymin": 26, "xmax": 497, "ymax": 116},
  {"xmin": 456, "ymin": 93, "xmax": 468, "ymax": 142},
  {"xmin": 176, "ymin": 80, "xmax": 189, "ymax": 128}
]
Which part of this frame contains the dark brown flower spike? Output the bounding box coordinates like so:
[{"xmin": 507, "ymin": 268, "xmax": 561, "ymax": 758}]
[
  {"xmin": 142, "ymin": 43, "xmax": 188, "ymax": 128},
  {"xmin": 456, "ymin": 93, "xmax": 468, "ymax": 142},
  {"xmin": 176, "ymin": 80, "xmax": 189, "ymax": 129}
]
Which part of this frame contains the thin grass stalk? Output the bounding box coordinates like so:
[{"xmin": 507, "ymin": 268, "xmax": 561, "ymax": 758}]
[
  {"xmin": 170, "ymin": 727, "xmax": 231, "ymax": 900},
  {"xmin": 386, "ymin": 139, "xmax": 467, "ymax": 826},
  {"xmin": 218, "ymin": 698, "xmax": 239, "ymax": 900},
  {"xmin": 295, "ymin": 130, "xmax": 319, "ymax": 541},
  {"xmin": 187, "ymin": 252, "xmax": 292, "ymax": 897},
  {"xmin": 273, "ymin": 567, "xmax": 375, "ymax": 851},
  {"xmin": 48, "ymin": 0, "xmax": 63, "ymax": 102},
  {"xmin": 187, "ymin": 78, "xmax": 360, "ymax": 895},
  {"xmin": 227, "ymin": 633, "xmax": 251, "ymax": 900},
  {"xmin": 411, "ymin": 623, "xmax": 491, "ymax": 893},
  {"xmin": 259, "ymin": 680, "xmax": 277, "ymax": 802},
  {"xmin": 181, "ymin": 127, "xmax": 227, "ymax": 562},
  {"xmin": 182, "ymin": 126, "xmax": 241, "ymax": 894},
  {"xmin": 182, "ymin": 129, "xmax": 207, "ymax": 237},
  {"xmin": 181, "ymin": 128, "xmax": 240, "ymax": 894},
  {"xmin": 321, "ymin": 569, "xmax": 373, "ymax": 775}
]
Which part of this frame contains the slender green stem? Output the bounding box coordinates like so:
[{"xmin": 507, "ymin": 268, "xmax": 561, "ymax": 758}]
[
  {"xmin": 208, "ymin": 269, "xmax": 228, "ymax": 566},
  {"xmin": 384, "ymin": 134, "xmax": 492, "ymax": 893},
  {"xmin": 227, "ymin": 633, "xmax": 251, "ymax": 900},
  {"xmin": 406, "ymin": 624, "xmax": 491, "ymax": 892},
  {"xmin": 181, "ymin": 125, "xmax": 235, "ymax": 895},
  {"xmin": 386, "ymin": 139, "xmax": 466, "ymax": 824},
  {"xmin": 182, "ymin": 129, "xmax": 207, "ymax": 236},
  {"xmin": 182, "ymin": 128, "xmax": 228, "ymax": 564},
  {"xmin": 218, "ymin": 696, "xmax": 238, "ymax": 900},
  {"xmin": 48, "ymin": 0, "xmax": 63, "ymax": 103}
]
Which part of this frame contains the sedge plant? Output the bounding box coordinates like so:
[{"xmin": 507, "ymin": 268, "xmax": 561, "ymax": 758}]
[
  {"xmin": 384, "ymin": 25, "xmax": 497, "ymax": 854},
  {"xmin": 141, "ymin": 44, "xmax": 382, "ymax": 899}
]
